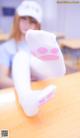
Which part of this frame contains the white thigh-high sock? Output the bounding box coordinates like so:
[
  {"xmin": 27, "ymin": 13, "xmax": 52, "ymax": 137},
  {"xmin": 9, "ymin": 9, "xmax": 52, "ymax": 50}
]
[
  {"xmin": 26, "ymin": 30, "xmax": 66, "ymax": 79},
  {"xmin": 12, "ymin": 51, "xmax": 56, "ymax": 117}
]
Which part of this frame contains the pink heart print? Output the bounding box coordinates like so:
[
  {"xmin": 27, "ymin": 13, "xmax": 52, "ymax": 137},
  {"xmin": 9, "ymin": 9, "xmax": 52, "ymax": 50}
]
[{"xmin": 32, "ymin": 47, "xmax": 59, "ymax": 61}]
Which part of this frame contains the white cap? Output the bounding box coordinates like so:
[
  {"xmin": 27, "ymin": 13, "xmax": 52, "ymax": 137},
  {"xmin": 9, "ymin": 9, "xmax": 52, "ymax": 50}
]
[{"xmin": 16, "ymin": 1, "xmax": 43, "ymax": 23}]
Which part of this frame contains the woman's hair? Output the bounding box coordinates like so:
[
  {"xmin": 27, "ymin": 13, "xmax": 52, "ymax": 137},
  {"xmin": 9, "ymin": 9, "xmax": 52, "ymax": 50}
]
[{"xmin": 10, "ymin": 15, "xmax": 41, "ymax": 42}]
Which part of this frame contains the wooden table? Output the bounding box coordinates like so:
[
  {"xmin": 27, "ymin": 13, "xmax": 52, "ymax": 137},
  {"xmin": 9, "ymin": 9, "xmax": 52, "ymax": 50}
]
[
  {"xmin": 59, "ymin": 39, "xmax": 80, "ymax": 49},
  {"xmin": 0, "ymin": 72, "xmax": 80, "ymax": 138},
  {"xmin": 54, "ymin": 32, "xmax": 65, "ymax": 40},
  {"xmin": 58, "ymin": 39, "xmax": 80, "ymax": 71},
  {"xmin": 0, "ymin": 33, "xmax": 9, "ymax": 41}
]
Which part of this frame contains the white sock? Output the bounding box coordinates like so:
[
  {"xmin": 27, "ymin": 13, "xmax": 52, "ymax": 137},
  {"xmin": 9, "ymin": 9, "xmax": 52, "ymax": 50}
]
[{"xmin": 12, "ymin": 51, "xmax": 56, "ymax": 117}]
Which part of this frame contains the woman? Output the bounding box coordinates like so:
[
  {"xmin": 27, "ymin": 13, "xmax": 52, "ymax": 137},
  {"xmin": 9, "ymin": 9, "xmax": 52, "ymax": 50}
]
[
  {"xmin": 0, "ymin": 1, "xmax": 66, "ymax": 116},
  {"xmin": 0, "ymin": 0, "xmax": 43, "ymax": 88},
  {"xmin": 0, "ymin": 0, "xmax": 66, "ymax": 89}
]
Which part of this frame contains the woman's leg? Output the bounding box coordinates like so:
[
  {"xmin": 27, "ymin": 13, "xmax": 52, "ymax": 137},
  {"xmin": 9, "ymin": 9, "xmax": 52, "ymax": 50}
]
[
  {"xmin": 12, "ymin": 51, "xmax": 31, "ymax": 97},
  {"xmin": 27, "ymin": 30, "xmax": 66, "ymax": 80},
  {"xmin": 12, "ymin": 51, "xmax": 56, "ymax": 116},
  {"xmin": 30, "ymin": 52, "xmax": 66, "ymax": 80}
]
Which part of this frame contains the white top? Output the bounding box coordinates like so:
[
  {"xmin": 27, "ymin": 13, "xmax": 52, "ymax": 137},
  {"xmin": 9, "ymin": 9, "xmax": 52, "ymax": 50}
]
[
  {"xmin": 0, "ymin": 39, "xmax": 30, "ymax": 78},
  {"xmin": 0, "ymin": 39, "xmax": 29, "ymax": 68}
]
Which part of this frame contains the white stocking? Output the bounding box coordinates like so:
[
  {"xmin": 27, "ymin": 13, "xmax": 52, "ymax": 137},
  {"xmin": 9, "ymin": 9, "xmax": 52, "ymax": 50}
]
[
  {"xmin": 27, "ymin": 30, "xmax": 66, "ymax": 79},
  {"xmin": 12, "ymin": 51, "xmax": 56, "ymax": 116}
]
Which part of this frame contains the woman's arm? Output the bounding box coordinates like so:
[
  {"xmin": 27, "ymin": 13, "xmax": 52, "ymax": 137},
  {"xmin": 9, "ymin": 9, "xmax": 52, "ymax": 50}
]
[{"xmin": 0, "ymin": 64, "xmax": 13, "ymax": 89}]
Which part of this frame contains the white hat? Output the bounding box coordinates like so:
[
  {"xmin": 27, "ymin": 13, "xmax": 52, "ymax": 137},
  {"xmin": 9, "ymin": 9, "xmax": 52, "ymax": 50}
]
[{"xmin": 16, "ymin": 1, "xmax": 43, "ymax": 23}]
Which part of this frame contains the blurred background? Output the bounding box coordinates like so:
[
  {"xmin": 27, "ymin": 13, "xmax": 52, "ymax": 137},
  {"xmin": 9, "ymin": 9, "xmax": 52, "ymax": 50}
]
[{"xmin": 0, "ymin": 0, "xmax": 80, "ymax": 74}]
